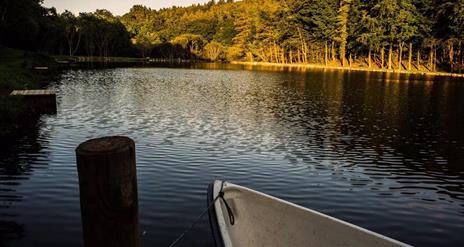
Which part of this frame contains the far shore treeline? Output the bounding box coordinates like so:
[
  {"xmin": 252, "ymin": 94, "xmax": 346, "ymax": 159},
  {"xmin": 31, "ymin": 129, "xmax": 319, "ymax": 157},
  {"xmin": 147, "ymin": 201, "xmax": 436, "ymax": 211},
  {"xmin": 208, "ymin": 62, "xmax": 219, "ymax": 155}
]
[{"xmin": 1, "ymin": 0, "xmax": 463, "ymax": 73}]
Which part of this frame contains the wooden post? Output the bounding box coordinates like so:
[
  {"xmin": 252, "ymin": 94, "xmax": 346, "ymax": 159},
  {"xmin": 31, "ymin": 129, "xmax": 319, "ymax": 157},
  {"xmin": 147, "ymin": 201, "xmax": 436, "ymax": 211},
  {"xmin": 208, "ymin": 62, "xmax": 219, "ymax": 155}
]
[{"xmin": 76, "ymin": 136, "xmax": 140, "ymax": 247}]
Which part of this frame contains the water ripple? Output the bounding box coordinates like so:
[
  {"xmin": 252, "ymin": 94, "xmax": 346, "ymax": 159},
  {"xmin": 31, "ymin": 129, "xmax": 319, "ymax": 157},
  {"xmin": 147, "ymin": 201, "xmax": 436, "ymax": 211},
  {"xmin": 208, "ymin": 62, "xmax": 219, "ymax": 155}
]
[{"xmin": 1, "ymin": 67, "xmax": 464, "ymax": 246}]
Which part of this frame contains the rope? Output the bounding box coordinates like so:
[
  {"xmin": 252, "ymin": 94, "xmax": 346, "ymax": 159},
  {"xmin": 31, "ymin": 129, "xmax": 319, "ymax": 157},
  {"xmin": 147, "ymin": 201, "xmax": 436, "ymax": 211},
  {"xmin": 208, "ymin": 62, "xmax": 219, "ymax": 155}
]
[
  {"xmin": 218, "ymin": 190, "xmax": 235, "ymax": 225},
  {"xmin": 168, "ymin": 181, "xmax": 234, "ymax": 247}
]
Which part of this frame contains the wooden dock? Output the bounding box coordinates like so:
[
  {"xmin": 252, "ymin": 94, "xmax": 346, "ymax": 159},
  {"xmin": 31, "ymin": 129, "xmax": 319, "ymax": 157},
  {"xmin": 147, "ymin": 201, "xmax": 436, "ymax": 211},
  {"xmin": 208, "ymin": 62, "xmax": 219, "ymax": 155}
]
[
  {"xmin": 10, "ymin": 89, "xmax": 57, "ymax": 114},
  {"xmin": 10, "ymin": 89, "xmax": 54, "ymax": 96},
  {"xmin": 32, "ymin": 66, "xmax": 50, "ymax": 75},
  {"xmin": 33, "ymin": 66, "xmax": 49, "ymax": 70}
]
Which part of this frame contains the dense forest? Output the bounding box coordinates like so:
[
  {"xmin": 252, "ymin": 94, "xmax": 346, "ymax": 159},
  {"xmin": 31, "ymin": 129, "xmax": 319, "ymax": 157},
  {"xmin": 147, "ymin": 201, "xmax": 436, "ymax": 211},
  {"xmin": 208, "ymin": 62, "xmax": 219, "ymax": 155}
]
[{"xmin": 1, "ymin": 0, "xmax": 463, "ymax": 73}]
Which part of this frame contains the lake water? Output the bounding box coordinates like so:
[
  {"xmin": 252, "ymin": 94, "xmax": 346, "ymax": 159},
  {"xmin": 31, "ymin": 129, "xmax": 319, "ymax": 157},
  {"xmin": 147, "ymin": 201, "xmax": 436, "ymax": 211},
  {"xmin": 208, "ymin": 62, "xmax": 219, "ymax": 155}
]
[{"xmin": 1, "ymin": 64, "xmax": 464, "ymax": 246}]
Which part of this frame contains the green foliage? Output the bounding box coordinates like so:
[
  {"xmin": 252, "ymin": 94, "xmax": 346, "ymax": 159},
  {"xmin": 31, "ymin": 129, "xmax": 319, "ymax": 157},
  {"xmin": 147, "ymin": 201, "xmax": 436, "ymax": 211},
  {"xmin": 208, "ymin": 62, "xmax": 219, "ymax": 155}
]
[
  {"xmin": 0, "ymin": 47, "xmax": 55, "ymax": 90},
  {"xmin": 77, "ymin": 11, "xmax": 133, "ymax": 57},
  {"xmin": 293, "ymin": 0, "xmax": 338, "ymax": 42},
  {"xmin": 0, "ymin": 0, "xmax": 463, "ymax": 72},
  {"xmin": 204, "ymin": 41, "xmax": 224, "ymax": 61},
  {"xmin": 213, "ymin": 16, "xmax": 236, "ymax": 45},
  {"xmin": 0, "ymin": 0, "xmax": 43, "ymax": 49},
  {"xmin": 450, "ymin": 0, "xmax": 464, "ymax": 38}
]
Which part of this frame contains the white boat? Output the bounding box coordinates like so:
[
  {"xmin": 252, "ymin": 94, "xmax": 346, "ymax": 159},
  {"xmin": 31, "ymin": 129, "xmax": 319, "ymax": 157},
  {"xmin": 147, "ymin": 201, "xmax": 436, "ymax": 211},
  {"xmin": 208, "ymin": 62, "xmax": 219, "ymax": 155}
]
[{"xmin": 208, "ymin": 180, "xmax": 411, "ymax": 247}]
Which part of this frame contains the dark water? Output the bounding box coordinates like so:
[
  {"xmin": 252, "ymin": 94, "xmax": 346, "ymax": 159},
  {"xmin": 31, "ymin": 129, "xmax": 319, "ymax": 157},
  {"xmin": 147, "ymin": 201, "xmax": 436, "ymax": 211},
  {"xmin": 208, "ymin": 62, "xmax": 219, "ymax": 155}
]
[{"xmin": 1, "ymin": 64, "xmax": 464, "ymax": 246}]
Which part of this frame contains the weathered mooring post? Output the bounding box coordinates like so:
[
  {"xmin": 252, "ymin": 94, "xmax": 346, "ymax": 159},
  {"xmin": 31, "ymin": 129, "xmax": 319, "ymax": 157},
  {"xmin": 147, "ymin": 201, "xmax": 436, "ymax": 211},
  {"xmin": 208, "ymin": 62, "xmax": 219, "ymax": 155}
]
[{"xmin": 76, "ymin": 136, "xmax": 140, "ymax": 247}]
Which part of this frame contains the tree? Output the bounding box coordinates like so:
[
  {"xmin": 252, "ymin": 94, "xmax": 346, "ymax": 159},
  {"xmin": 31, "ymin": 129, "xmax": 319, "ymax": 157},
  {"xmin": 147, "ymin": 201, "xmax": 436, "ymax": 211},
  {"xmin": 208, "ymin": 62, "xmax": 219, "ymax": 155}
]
[
  {"xmin": 393, "ymin": 0, "xmax": 418, "ymax": 71},
  {"xmin": 294, "ymin": 0, "xmax": 338, "ymax": 66},
  {"xmin": 61, "ymin": 11, "xmax": 81, "ymax": 56},
  {"xmin": 0, "ymin": 0, "xmax": 43, "ymax": 49},
  {"xmin": 448, "ymin": 0, "xmax": 464, "ymax": 71},
  {"xmin": 213, "ymin": 15, "xmax": 236, "ymax": 45},
  {"xmin": 171, "ymin": 34, "xmax": 206, "ymax": 59},
  {"xmin": 204, "ymin": 41, "xmax": 224, "ymax": 60},
  {"xmin": 1, "ymin": 0, "xmax": 463, "ymax": 73},
  {"xmin": 355, "ymin": 1, "xmax": 384, "ymax": 68},
  {"xmin": 337, "ymin": 0, "xmax": 352, "ymax": 66}
]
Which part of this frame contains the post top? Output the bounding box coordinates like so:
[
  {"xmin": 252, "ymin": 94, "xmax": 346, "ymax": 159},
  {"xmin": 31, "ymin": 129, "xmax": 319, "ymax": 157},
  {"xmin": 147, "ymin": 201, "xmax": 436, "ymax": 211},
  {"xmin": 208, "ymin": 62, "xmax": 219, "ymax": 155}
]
[{"xmin": 76, "ymin": 136, "xmax": 134, "ymax": 155}]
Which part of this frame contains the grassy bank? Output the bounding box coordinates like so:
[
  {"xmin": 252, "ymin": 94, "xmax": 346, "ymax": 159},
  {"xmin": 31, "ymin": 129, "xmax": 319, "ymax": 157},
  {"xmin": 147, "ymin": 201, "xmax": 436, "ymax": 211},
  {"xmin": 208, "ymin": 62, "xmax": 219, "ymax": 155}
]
[
  {"xmin": 231, "ymin": 61, "xmax": 464, "ymax": 78},
  {"xmin": 0, "ymin": 46, "xmax": 59, "ymax": 91},
  {"xmin": 0, "ymin": 47, "xmax": 58, "ymax": 139}
]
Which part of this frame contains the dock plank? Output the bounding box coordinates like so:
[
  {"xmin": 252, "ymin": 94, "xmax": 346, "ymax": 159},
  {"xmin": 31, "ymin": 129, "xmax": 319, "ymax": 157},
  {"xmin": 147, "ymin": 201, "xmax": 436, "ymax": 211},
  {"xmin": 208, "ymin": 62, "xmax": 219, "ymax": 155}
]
[
  {"xmin": 9, "ymin": 89, "xmax": 57, "ymax": 114},
  {"xmin": 10, "ymin": 89, "xmax": 55, "ymax": 96}
]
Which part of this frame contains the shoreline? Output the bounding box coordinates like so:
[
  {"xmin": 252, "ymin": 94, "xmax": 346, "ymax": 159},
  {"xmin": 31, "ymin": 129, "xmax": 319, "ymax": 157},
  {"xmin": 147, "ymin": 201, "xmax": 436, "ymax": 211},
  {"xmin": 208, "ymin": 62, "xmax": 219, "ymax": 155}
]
[
  {"xmin": 230, "ymin": 61, "xmax": 464, "ymax": 78},
  {"xmin": 0, "ymin": 47, "xmax": 59, "ymax": 139},
  {"xmin": 54, "ymin": 55, "xmax": 464, "ymax": 78}
]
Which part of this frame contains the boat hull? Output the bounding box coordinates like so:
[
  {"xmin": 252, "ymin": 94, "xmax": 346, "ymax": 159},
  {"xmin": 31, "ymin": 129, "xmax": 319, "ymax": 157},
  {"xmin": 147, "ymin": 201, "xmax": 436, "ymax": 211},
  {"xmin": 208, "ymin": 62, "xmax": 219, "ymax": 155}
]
[{"xmin": 208, "ymin": 180, "xmax": 410, "ymax": 247}]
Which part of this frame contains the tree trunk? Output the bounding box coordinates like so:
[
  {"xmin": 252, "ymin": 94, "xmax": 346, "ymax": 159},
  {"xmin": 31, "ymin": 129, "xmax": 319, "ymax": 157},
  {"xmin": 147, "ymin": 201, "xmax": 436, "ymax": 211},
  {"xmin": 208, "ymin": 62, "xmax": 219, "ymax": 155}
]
[
  {"xmin": 349, "ymin": 52, "xmax": 352, "ymax": 67},
  {"xmin": 460, "ymin": 40, "xmax": 463, "ymax": 73},
  {"xmin": 388, "ymin": 44, "xmax": 393, "ymax": 70},
  {"xmin": 381, "ymin": 47, "xmax": 385, "ymax": 69},
  {"xmin": 368, "ymin": 48, "xmax": 372, "ymax": 68},
  {"xmin": 429, "ymin": 46, "xmax": 434, "ymax": 71},
  {"xmin": 271, "ymin": 44, "xmax": 277, "ymax": 63},
  {"xmin": 276, "ymin": 44, "xmax": 280, "ymax": 63},
  {"xmin": 247, "ymin": 52, "xmax": 254, "ymax": 62},
  {"xmin": 331, "ymin": 41, "xmax": 336, "ymax": 62},
  {"xmin": 273, "ymin": 44, "xmax": 278, "ymax": 63},
  {"xmin": 281, "ymin": 47, "xmax": 285, "ymax": 64},
  {"xmin": 66, "ymin": 31, "xmax": 80, "ymax": 57},
  {"xmin": 307, "ymin": 43, "xmax": 310, "ymax": 63},
  {"xmin": 300, "ymin": 44, "xmax": 304, "ymax": 63},
  {"xmin": 271, "ymin": 46, "xmax": 275, "ymax": 63},
  {"xmin": 303, "ymin": 42, "xmax": 308, "ymax": 63},
  {"xmin": 68, "ymin": 40, "xmax": 73, "ymax": 57},
  {"xmin": 398, "ymin": 41, "xmax": 403, "ymax": 71},
  {"xmin": 271, "ymin": 47, "xmax": 275, "ymax": 63},
  {"xmin": 408, "ymin": 42, "xmax": 412, "ymax": 71},
  {"xmin": 73, "ymin": 32, "xmax": 82, "ymax": 56},
  {"xmin": 328, "ymin": 44, "xmax": 331, "ymax": 61},
  {"xmin": 449, "ymin": 41, "xmax": 454, "ymax": 72},
  {"xmin": 337, "ymin": 0, "xmax": 351, "ymax": 67},
  {"xmin": 417, "ymin": 49, "xmax": 421, "ymax": 70},
  {"xmin": 267, "ymin": 47, "xmax": 271, "ymax": 62},
  {"xmin": 340, "ymin": 45, "xmax": 347, "ymax": 67},
  {"xmin": 301, "ymin": 43, "xmax": 305, "ymax": 63},
  {"xmin": 297, "ymin": 28, "xmax": 307, "ymax": 63},
  {"xmin": 325, "ymin": 42, "xmax": 328, "ymax": 67}
]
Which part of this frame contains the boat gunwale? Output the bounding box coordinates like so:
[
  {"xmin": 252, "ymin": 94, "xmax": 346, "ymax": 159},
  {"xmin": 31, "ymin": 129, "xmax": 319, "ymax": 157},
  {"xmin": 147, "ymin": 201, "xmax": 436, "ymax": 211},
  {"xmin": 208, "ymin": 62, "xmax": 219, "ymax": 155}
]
[
  {"xmin": 207, "ymin": 181, "xmax": 226, "ymax": 247},
  {"xmin": 209, "ymin": 180, "xmax": 411, "ymax": 247}
]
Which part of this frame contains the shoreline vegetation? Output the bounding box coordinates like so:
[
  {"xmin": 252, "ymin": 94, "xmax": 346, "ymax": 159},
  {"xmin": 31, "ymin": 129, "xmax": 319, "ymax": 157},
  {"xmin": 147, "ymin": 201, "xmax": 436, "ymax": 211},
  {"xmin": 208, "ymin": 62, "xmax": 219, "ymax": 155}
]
[
  {"xmin": 230, "ymin": 61, "xmax": 464, "ymax": 78},
  {"xmin": 53, "ymin": 56, "xmax": 464, "ymax": 79},
  {"xmin": 1, "ymin": 0, "xmax": 464, "ymax": 78},
  {"xmin": 54, "ymin": 54, "xmax": 464, "ymax": 78},
  {"xmin": 0, "ymin": 47, "xmax": 58, "ymax": 139},
  {"xmin": 0, "ymin": 47, "xmax": 58, "ymax": 92}
]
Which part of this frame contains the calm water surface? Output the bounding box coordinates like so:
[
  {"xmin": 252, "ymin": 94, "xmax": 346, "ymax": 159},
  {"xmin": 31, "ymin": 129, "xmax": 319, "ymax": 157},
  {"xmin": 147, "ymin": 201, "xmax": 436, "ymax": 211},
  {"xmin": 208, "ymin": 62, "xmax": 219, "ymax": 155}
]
[{"xmin": 1, "ymin": 64, "xmax": 464, "ymax": 246}]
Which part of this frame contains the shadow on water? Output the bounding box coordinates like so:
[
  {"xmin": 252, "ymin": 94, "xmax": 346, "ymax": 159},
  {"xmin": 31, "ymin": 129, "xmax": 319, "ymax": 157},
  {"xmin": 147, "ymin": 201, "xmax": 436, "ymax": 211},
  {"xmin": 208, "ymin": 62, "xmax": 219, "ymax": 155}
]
[
  {"xmin": 0, "ymin": 99, "xmax": 53, "ymax": 246},
  {"xmin": 279, "ymin": 71, "xmax": 464, "ymax": 188}
]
